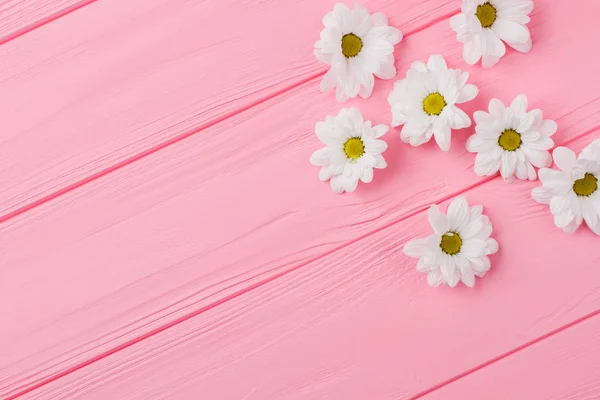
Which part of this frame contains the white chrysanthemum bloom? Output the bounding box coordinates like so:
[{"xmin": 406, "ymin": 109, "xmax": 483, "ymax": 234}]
[
  {"xmin": 387, "ymin": 54, "xmax": 478, "ymax": 152},
  {"xmin": 314, "ymin": 2, "xmax": 402, "ymax": 102},
  {"xmin": 450, "ymin": 0, "xmax": 534, "ymax": 69},
  {"xmin": 403, "ymin": 196, "xmax": 498, "ymax": 288},
  {"xmin": 309, "ymin": 107, "xmax": 388, "ymax": 194},
  {"xmin": 466, "ymin": 94, "xmax": 557, "ymax": 182},
  {"xmin": 532, "ymin": 141, "xmax": 600, "ymax": 235}
]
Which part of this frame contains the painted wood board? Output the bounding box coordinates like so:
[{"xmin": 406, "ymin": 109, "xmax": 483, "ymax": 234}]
[
  {"xmin": 2, "ymin": 0, "xmax": 600, "ymax": 395},
  {"xmin": 1, "ymin": 0, "xmax": 600, "ymax": 398},
  {"xmin": 0, "ymin": 0, "xmax": 87, "ymax": 44},
  {"xmin": 23, "ymin": 169, "xmax": 600, "ymax": 399},
  {"xmin": 0, "ymin": 0, "xmax": 456, "ymax": 219},
  {"xmin": 424, "ymin": 315, "xmax": 600, "ymax": 400}
]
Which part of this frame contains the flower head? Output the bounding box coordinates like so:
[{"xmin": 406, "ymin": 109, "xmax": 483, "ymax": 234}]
[
  {"xmin": 532, "ymin": 140, "xmax": 600, "ymax": 235},
  {"xmin": 310, "ymin": 107, "xmax": 388, "ymax": 194},
  {"xmin": 466, "ymin": 94, "xmax": 557, "ymax": 182},
  {"xmin": 403, "ymin": 197, "xmax": 498, "ymax": 288},
  {"xmin": 450, "ymin": 0, "xmax": 534, "ymax": 68},
  {"xmin": 388, "ymin": 54, "xmax": 478, "ymax": 151},
  {"xmin": 315, "ymin": 3, "xmax": 402, "ymax": 102}
]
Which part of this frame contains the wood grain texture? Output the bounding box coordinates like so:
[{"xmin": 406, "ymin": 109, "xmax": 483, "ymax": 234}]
[
  {"xmin": 424, "ymin": 315, "xmax": 600, "ymax": 400},
  {"xmin": 2, "ymin": 0, "xmax": 600, "ymax": 396},
  {"xmin": 0, "ymin": 0, "xmax": 90, "ymax": 44},
  {"xmin": 0, "ymin": 0, "xmax": 455, "ymax": 219},
  {"xmin": 24, "ymin": 164, "xmax": 600, "ymax": 399}
]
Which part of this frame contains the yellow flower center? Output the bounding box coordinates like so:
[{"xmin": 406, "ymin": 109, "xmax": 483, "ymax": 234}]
[
  {"xmin": 423, "ymin": 92, "xmax": 447, "ymax": 116},
  {"xmin": 344, "ymin": 137, "xmax": 365, "ymax": 160},
  {"xmin": 341, "ymin": 33, "xmax": 363, "ymax": 58},
  {"xmin": 573, "ymin": 173, "xmax": 598, "ymax": 197},
  {"xmin": 440, "ymin": 232, "xmax": 462, "ymax": 255},
  {"xmin": 498, "ymin": 129, "xmax": 522, "ymax": 151},
  {"xmin": 476, "ymin": 2, "xmax": 497, "ymax": 28}
]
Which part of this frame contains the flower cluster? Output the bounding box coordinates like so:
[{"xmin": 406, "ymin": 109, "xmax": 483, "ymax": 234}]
[{"xmin": 308, "ymin": 2, "xmax": 596, "ymax": 288}]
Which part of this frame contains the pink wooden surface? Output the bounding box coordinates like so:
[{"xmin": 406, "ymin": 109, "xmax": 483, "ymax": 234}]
[
  {"xmin": 1, "ymin": 0, "xmax": 600, "ymax": 398},
  {"xmin": 0, "ymin": 0, "xmax": 89, "ymax": 44},
  {"xmin": 0, "ymin": 0, "xmax": 455, "ymax": 219}
]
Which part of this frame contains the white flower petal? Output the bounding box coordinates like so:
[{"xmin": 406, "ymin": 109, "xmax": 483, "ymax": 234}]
[
  {"xmin": 371, "ymin": 124, "xmax": 389, "ymax": 138},
  {"xmin": 466, "ymin": 134, "xmax": 496, "ymax": 153},
  {"xmin": 510, "ymin": 94, "xmax": 528, "ymax": 115},
  {"xmin": 428, "ymin": 204, "xmax": 449, "ymax": 235},
  {"xmin": 486, "ymin": 238, "xmax": 499, "ymax": 254},
  {"xmin": 360, "ymin": 167, "xmax": 374, "ymax": 183},
  {"xmin": 524, "ymin": 147, "xmax": 552, "ymax": 169},
  {"xmin": 457, "ymin": 84, "xmax": 479, "ymax": 103},
  {"xmin": 579, "ymin": 139, "xmax": 600, "ymax": 162},
  {"xmin": 488, "ymin": 98, "xmax": 505, "ymax": 117},
  {"xmin": 427, "ymin": 54, "xmax": 448, "ymax": 72},
  {"xmin": 553, "ymin": 147, "xmax": 577, "ymax": 172},
  {"xmin": 461, "ymin": 268, "xmax": 476, "ymax": 288},
  {"xmin": 538, "ymin": 168, "xmax": 572, "ymax": 194},
  {"xmin": 343, "ymin": 175, "xmax": 359, "ymax": 193},
  {"xmin": 451, "ymin": 107, "xmax": 472, "ymax": 129},
  {"xmin": 427, "ymin": 270, "xmax": 444, "ymax": 287},
  {"xmin": 474, "ymin": 151, "xmax": 502, "ymax": 176},
  {"xmin": 375, "ymin": 60, "xmax": 397, "ymax": 80},
  {"xmin": 433, "ymin": 124, "xmax": 452, "ymax": 152},
  {"xmin": 554, "ymin": 211, "xmax": 575, "ymax": 229},
  {"xmin": 371, "ymin": 12, "xmax": 388, "ymax": 27},
  {"xmin": 329, "ymin": 175, "xmax": 345, "ymax": 193},
  {"xmin": 493, "ymin": 19, "xmax": 530, "ymax": 44},
  {"xmin": 461, "ymin": 216, "xmax": 484, "ymax": 239},
  {"xmin": 482, "ymin": 54, "xmax": 501, "ymax": 69},
  {"xmin": 403, "ymin": 237, "xmax": 433, "ymax": 258},
  {"xmin": 508, "ymin": 38, "xmax": 532, "ymax": 53},
  {"xmin": 461, "ymin": 239, "xmax": 488, "ymax": 257},
  {"xmin": 447, "ymin": 196, "xmax": 470, "ymax": 232},
  {"xmin": 463, "ymin": 37, "xmax": 482, "ymax": 65},
  {"xmin": 500, "ymin": 151, "xmax": 517, "ymax": 181},
  {"xmin": 365, "ymin": 139, "xmax": 387, "ymax": 153},
  {"xmin": 333, "ymin": 3, "xmax": 352, "ymax": 33},
  {"xmin": 310, "ymin": 147, "xmax": 330, "ymax": 166}
]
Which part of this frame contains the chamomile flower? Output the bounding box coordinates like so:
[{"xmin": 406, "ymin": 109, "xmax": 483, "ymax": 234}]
[
  {"xmin": 309, "ymin": 107, "xmax": 388, "ymax": 194},
  {"xmin": 387, "ymin": 54, "xmax": 478, "ymax": 152},
  {"xmin": 466, "ymin": 94, "xmax": 557, "ymax": 182},
  {"xmin": 450, "ymin": 0, "xmax": 534, "ymax": 69},
  {"xmin": 532, "ymin": 141, "xmax": 600, "ymax": 235},
  {"xmin": 314, "ymin": 2, "xmax": 402, "ymax": 102},
  {"xmin": 403, "ymin": 196, "xmax": 498, "ymax": 288}
]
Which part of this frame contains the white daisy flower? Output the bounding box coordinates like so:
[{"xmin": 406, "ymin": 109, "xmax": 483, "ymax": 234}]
[
  {"xmin": 450, "ymin": 0, "xmax": 534, "ymax": 69},
  {"xmin": 532, "ymin": 141, "xmax": 600, "ymax": 235},
  {"xmin": 309, "ymin": 107, "xmax": 388, "ymax": 194},
  {"xmin": 403, "ymin": 196, "xmax": 498, "ymax": 288},
  {"xmin": 466, "ymin": 94, "xmax": 557, "ymax": 182},
  {"xmin": 314, "ymin": 2, "xmax": 402, "ymax": 102},
  {"xmin": 387, "ymin": 54, "xmax": 478, "ymax": 152}
]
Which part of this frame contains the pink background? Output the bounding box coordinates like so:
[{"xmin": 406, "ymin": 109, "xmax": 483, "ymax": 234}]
[{"xmin": 1, "ymin": 0, "xmax": 600, "ymax": 398}]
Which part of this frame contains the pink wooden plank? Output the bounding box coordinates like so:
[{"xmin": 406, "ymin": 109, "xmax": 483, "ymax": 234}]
[
  {"xmin": 0, "ymin": 0, "xmax": 456, "ymax": 219},
  {"xmin": 24, "ymin": 168, "xmax": 600, "ymax": 400},
  {"xmin": 2, "ymin": 0, "xmax": 600, "ymax": 394},
  {"xmin": 0, "ymin": 0, "xmax": 89, "ymax": 44},
  {"xmin": 423, "ymin": 315, "xmax": 600, "ymax": 400}
]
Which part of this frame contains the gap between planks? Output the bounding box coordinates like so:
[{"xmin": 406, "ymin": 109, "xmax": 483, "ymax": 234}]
[{"xmin": 0, "ymin": 0, "xmax": 99, "ymax": 45}]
